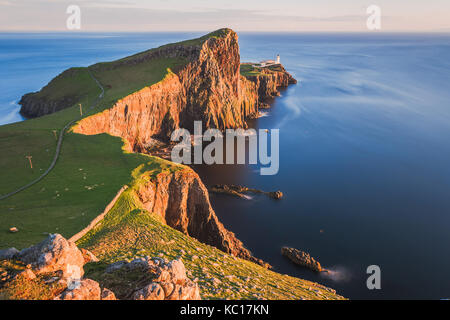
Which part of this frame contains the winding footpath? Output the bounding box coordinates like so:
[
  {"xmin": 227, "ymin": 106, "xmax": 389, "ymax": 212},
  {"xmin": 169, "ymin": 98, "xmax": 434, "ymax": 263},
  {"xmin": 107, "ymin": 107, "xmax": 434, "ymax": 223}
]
[{"xmin": 0, "ymin": 71, "xmax": 104, "ymax": 201}]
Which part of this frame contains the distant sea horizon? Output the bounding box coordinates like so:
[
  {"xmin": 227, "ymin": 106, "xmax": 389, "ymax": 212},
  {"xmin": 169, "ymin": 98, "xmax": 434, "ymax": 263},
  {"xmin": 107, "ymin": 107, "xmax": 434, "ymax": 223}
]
[{"xmin": 1, "ymin": 32, "xmax": 450, "ymax": 299}]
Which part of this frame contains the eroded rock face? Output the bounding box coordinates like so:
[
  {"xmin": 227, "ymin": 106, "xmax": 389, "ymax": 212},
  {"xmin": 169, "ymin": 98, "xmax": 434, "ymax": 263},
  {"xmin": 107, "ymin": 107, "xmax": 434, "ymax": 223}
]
[
  {"xmin": 101, "ymin": 288, "xmax": 117, "ymax": 300},
  {"xmin": 134, "ymin": 168, "xmax": 269, "ymax": 267},
  {"xmin": 281, "ymin": 247, "xmax": 323, "ymax": 272},
  {"xmin": 72, "ymin": 30, "xmax": 262, "ymax": 151},
  {"xmin": 18, "ymin": 234, "xmax": 85, "ymax": 280},
  {"xmin": 73, "ymin": 73, "xmax": 186, "ymax": 152},
  {"xmin": 132, "ymin": 283, "xmax": 165, "ymax": 300},
  {"xmin": 245, "ymin": 65, "xmax": 297, "ymax": 101}
]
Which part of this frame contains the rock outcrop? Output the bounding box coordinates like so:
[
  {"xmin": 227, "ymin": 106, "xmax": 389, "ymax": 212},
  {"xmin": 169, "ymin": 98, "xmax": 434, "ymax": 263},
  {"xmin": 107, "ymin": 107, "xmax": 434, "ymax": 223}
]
[
  {"xmin": 0, "ymin": 234, "xmax": 200, "ymax": 300},
  {"xmin": 134, "ymin": 168, "xmax": 269, "ymax": 268},
  {"xmin": 18, "ymin": 233, "xmax": 85, "ymax": 280},
  {"xmin": 244, "ymin": 64, "xmax": 297, "ymax": 101},
  {"xmin": 55, "ymin": 279, "xmax": 102, "ymax": 300},
  {"xmin": 281, "ymin": 247, "xmax": 324, "ymax": 272}
]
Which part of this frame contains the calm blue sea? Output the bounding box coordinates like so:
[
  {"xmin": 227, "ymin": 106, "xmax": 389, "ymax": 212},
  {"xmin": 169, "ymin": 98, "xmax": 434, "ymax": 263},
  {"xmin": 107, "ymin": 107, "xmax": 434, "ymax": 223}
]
[{"xmin": 1, "ymin": 32, "xmax": 450, "ymax": 299}]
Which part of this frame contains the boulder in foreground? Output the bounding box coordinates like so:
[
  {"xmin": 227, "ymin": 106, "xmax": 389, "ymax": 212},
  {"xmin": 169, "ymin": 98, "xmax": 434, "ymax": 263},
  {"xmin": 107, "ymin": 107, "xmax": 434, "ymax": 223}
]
[
  {"xmin": 0, "ymin": 234, "xmax": 200, "ymax": 300},
  {"xmin": 18, "ymin": 233, "xmax": 85, "ymax": 280}
]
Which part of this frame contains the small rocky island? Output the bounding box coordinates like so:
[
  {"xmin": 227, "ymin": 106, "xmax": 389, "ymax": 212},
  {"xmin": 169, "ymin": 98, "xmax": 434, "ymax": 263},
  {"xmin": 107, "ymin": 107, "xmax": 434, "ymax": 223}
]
[
  {"xmin": 209, "ymin": 184, "xmax": 283, "ymax": 200},
  {"xmin": 281, "ymin": 247, "xmax": 325, "ymax": 273}
]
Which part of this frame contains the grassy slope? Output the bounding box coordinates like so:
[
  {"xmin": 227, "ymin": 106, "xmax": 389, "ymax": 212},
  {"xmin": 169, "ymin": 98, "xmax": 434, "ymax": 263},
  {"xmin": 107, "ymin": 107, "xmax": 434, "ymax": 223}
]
[
  {"xmin": 240, "ymin": 63, "xmax": 267, "ymax": 77},
  {"xmin": 0, "ymin": 29, "xmax": 344, "ymax": 300}
]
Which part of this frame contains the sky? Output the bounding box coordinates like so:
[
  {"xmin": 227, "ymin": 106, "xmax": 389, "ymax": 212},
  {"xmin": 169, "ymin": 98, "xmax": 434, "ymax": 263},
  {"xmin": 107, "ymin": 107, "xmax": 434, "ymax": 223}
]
[{"xmin": 0, "ymin": 0, "xmax": 449, "ymax": 32}]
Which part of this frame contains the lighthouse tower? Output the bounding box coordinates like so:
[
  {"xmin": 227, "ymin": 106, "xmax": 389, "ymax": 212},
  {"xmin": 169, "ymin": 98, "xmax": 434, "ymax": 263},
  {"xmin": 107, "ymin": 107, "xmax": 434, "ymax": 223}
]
[{"xmin": 276, "ymin": 54, "xmax": 281, "ymax": 64}]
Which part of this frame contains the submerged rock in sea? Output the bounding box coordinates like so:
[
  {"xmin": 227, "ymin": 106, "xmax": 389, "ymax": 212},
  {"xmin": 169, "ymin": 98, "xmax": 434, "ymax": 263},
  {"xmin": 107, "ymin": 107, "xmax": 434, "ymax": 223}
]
[
  {"xmin": 269, "ymin": 191, "xmax": 283, "ymax": 200},
  {"xmin": 281, "ymin": 247, "xmax": 323, "ymax": 272}
]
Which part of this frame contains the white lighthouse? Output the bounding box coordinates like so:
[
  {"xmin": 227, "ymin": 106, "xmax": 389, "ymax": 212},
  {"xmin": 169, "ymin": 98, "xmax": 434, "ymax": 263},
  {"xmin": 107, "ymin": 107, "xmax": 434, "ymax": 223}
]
[{"xmin": 276, "ymin": 54, "xmax": 281, "ymax": 64}]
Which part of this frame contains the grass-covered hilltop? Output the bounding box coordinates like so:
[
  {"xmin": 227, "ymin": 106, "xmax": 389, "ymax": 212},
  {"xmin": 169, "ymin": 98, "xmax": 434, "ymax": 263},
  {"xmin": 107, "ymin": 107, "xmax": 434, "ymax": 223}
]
[{"xmin": 0, "ymin": 28, "xmax": 344, "ymax": 300}]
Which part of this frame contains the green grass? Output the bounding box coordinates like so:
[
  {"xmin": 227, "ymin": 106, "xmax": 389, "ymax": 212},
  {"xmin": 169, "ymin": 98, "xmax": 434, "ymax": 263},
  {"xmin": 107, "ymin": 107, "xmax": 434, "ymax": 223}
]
[
  {"xmin": 0, "ymin": 260, "xmax": 67, "ymax": 300},
  {"xmin": 0, "ymin": 133, "xmax": 152, "ymax": 249},
  {"xmin": 240, "ymin": 63, "xmax": 267, "ymax": 77},
  {"xmin": 240, "ymin": 62, "xmax": 284, "ymax": 78},
  {"xmin": 29, "ymin": 67, "xmax": 99, "ymax": 102}
]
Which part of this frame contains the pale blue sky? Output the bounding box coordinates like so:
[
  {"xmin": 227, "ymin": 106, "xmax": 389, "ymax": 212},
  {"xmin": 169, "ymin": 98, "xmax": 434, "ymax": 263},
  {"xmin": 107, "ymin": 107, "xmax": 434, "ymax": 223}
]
[{"xmin": 0, "ymin": 0, "xmax": 449, "ymax": 32}]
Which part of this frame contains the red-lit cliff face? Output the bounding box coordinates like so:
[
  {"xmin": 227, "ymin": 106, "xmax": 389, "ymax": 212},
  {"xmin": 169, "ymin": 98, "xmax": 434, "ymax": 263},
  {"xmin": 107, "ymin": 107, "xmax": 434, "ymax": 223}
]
[
  {"xmin": 73, "ymin": 30, "xmax": 260, "ymax": 152},
  {"xmin": 72, "ymin": 29, "xmax": 296, "ymax": 151},
  {"xmin": 133, "ymin": 167, "xmax": 269, "ymax": 268}
]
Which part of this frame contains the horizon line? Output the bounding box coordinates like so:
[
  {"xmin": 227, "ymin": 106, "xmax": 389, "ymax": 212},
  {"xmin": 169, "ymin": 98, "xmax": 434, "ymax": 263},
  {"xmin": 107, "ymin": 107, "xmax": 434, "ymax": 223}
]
[{"xmin": 1, "ymin": 29, "xmax": 450, "ymax": 34}]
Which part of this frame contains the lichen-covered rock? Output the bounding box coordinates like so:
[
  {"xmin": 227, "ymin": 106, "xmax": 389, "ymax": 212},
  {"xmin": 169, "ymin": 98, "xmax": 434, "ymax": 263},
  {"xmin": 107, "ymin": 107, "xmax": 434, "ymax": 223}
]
[
  {"xmin": 54, "ymin": 279, "xmax": 101, "ymax": 300},
  {"xmin": 18, "ymin": 234, "xmax": 85, "ymax": 280},
  {"xmin": 281, "ymin": 247, "xmax": 323, "ymax": 272},
  {"xmin": 166, "ymin": 259, "xmax": 186, "ymax": 284},
  {"xmin": 132, "ymin": 283, "xmax": 165, "ymax": 300},
  {"xmin": 0, "ymin": 248, "xmax": 19, "ymax": 260},
  {"xmin": 101, "ymin": 288, "xmax": 117, "ymax": 300},
  {"xmin": 166, "ymin": 281, "xmax": 201, "ymax": 300}
]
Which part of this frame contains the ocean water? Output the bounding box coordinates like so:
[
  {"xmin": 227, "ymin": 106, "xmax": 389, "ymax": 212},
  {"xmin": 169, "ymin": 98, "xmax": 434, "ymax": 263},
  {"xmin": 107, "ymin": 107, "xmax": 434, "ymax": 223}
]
[{"xmin": 1, "ymin": 32, "xmax": 450, "ymax": 299}]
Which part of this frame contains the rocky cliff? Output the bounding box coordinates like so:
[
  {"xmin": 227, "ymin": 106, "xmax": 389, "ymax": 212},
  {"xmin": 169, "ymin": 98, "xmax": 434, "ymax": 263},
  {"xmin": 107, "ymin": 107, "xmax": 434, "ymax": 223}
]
[
  {"xmin": 71, "ymin": 29, "xmax": 295, "ymax": 150},
  {"xmin": 133, "ymin": 167, "xmax": 268, "ymax": 267},
  {"xmin": 244, "ymin": 64, "xmax": 297, "ymax": 101},
  {"xmin": 72, "ymin": 29, "xmax": 262, "ymax": 150}
]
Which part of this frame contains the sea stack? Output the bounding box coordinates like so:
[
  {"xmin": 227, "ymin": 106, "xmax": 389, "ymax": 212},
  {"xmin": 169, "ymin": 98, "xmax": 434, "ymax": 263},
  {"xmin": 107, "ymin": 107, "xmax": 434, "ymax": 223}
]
[{"xmin": 281, "ymin": 247, "xmax": 323, "ymax": 272}]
